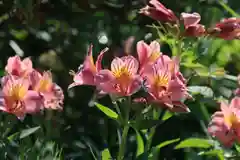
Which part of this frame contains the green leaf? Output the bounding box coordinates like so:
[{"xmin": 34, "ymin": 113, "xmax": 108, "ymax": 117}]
[
  {"xmin": 20, "ymin": 126, "xmax": 41, "ymax": 139},
  {"xmin": 101, "ymin": 148, "xmax": 112, "ymax": 160},
  {"xmin": 188, "ymin": 86, "xmax": 214, "ymax": 98},
  {"xmin": 175, "ymin": 138, "xmax": 213, "ymax": 149},
  {"xmin": 135, "ymin": 130, "xmax": 144, "ymax": 157},
  {"xmin": 8, "ymin": 132, "xmax": 20, "ymax": 141},
  {"xmin": 156, "ymin": 138, "xmax": 180, "ymax": 150},
  {"xmin": 235, "ymin": 144, "xmax": 240, "ymax": 153},
  {"xmin": 149, "ymin": 138, "xmax": 180, "ymax": 160},
  {"xmin": 95, "ymin": 102, "xmax": 118, "ymax": 120},
  {"xmin": 161, "ymin": 111, "xmax": 173, "ymax": 121},
  {"xmin": 224, "ymin": 74, "xmax": 238, "ymax": 81},
  {"xmin": 198, "ymin": 149, "xmax": 224, "ymax": 160}
]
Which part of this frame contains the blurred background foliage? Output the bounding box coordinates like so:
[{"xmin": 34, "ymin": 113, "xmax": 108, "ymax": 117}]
[{"xmin": 1, "ymin": 0, "xmax": 240, "ymax": 159}]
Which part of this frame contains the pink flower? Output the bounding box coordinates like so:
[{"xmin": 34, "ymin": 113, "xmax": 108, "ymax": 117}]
[
  {"xmin": 30, "ymin": 70, "xmax": 64, "ymax": 110},
  {"xmin": 137, "ymin": 40, "xmax": 161, "ymax": 74},
  {"xmin": 95, "ymin": 56, "xmax": 142, "ymax": 96},
  {"xmin": 208, "ymin": 97, "xmax": 240, "ymax": 147},
  {"xmin": 142, "ymin": 55, "xmax": 190, "ymax": 112},
  {"xmin": 5, "ymin": 56, "xmax": 33, "ymax": 77},
  {"xmin": 208, "ymin": 18, "xmax": 240, "ymax": 40},
  {"xmin": 180, "ymin": 12, "xmax": 205, "ymax": 37},
  {"xmin": 68, "ymin": 44, "xmax": 108, "ymax": 89},
  {"xmin": 139, "ymin": 0, "xmax": 178, "ymax": 23},
  {"xmin": 0, "ymin": 75, "xmax": 43, "ymax": 119}
]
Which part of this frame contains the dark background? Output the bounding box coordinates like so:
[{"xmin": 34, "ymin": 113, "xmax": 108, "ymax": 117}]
[{"xmin": 1, "ymin": 0, "xmax": 240, "ymax": 159}]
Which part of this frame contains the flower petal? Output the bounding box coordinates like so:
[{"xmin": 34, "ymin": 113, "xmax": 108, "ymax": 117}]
[
  {"xmin": 96, "ymin": 47, "xmax": 109, "ymax": 71},
  {"xmin": 149, "ymin": 40, "xmax": 161, "ymax": 53},
  {"xmin": 24, "ymin": 90, "xmax": 43, "ymax": 113},
  {"xmin": 121, "ymin": 56, "xmax": 139, "ymax": 74},
  {"xmin": 111, "ymin": 57, "xmax": 124, "ymax": 74},
  {"xmin": 137, "ymin": 40, "xmax": 151, "ymax": 66}
]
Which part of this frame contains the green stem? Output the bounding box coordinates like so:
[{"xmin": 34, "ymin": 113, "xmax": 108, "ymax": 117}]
[
  {"xmin": 117, "ymin": 125, "xmax": 130, "ymax": 160},
  {"xmin": 146, "ymin": 108, "xmax": 160, "ymax": 151},
  {"xmin": 117, "ymin": 98, "xmax": 131, "ymax": 160},
  {"xmin": 146, "ymin": 108, "xmax": 166, "ymax": 152}
]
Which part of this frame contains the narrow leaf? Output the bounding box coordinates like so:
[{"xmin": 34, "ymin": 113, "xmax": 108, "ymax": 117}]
[
  {"xmin": 198, "ymin": 149, "xmax": 224, "ymax": 160},
  {"xmin": 188, "ymin": 86, "xmax": 214, "ymax": 98},
  {"xmin": 156, "ymin": 138, "xmax": 180, "ymax": 150},
  {"xmin": 101, "ymin": 148, "xmax": 112, "ymax": 160},
  {"xmin": 175, "ymin": 138, "xmax": 213, "ymax": 149},
  {"xmin": 161, "ymin": 111, "xmax": 173, "ymax": 121},
  {"xmin": 135, "ymin": 130, "xmax": 144, "ymax": 157},
  {"xmin": 95, "ymin": 102, "xmax": 118, "ymax": 120},
  {"xmin": 20, "ymin": 126, "xmax": 40, "ymax": 139}
]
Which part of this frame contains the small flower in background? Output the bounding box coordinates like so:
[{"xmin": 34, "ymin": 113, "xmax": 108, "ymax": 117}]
[
  {"xmin": 208, "ymin": 97, "xmax": 240, "ymax": 147},
  {"xmin": 5, "ymin": 56, "xmax": 33, "ymax": 77},
  {"xmin": 95, "ymin": 56, "xmax": 142, "ymax": 96},
  {"xmin": 30, "ymin": 70, "xmax": 64, "ymax": 110},
  {"xmin": 139, "ymin": 0, "xmax": 178, "ymax": 23},
  {"xmin": 207, "ymin": 17, "xmax": 240, "ymax": 40},
  {"xmin": 180, "ymin": 12, "xmax": 205, "ymax": 37},
  {"xmin": 142, "ymin": 55, "xmax": 190, "ymax": 112},
  {"xmin": 137, "ymin": 40, "xmax": 162, "ymax": 74},
  {"xmin": 0, "ymin": 75, "xmax": 43, "ymax": 119},
  {"xmin": 68, "ymin": 44, "xmax": 109, "ymax": 89}
]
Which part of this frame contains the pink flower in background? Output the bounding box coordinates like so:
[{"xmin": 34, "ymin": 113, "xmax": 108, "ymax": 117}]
[
  {"xmin": 137, "ymin": 40, "xmax": 162, "ymax": 74},
  {"xmin": 30, "ymin": 70, "xmax": 64, "ymax": 110},
  {"xmin": 142, "ymin": 55, "xmax": 190, "ymax": 112},
  {"xmin": 208, "ymin": 18, "xmax": 240, "ymax": 40},
  {"xmin": 95, "ymin": 56, "xmax": 142, "ymax": 96},
  {"xmin": 139, "ymin": 0, "xmax": 178, "ymax": 23},
  {"xmin": 208, "ymin": 97, "xmax": 240, "ymax": 147},
  {"xmin": 69, "ymin": 44, "xmax": 108, "ymax": 89},
  {"xmin": 180, "ymin": 12, "xmax": 205, "ymax": 37},
  {"xmin": 5, "ymin": 56, "xmax": 33, "ymax": 77},
  {"xmin": 0, "ymin": 75, "xmax": 43, "ymax": 119}
]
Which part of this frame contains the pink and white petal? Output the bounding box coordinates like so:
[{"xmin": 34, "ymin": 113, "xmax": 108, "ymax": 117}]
[
  {"xmin": 111, "ymin": 57, "xmax": 124, "ymax": 73},
  {"xmin": 5, "ymin": 56, "xmax": 22, "ymax": 74},
  {"xmin": 180, "ymin": 12, "xmax": 201, "ymax": 27},
  {"xmin": 24, "ymin": 91, "xmax": 43, "ymax": 113},
  {"xmin": 95, "ymin": 69, "xmax": 115, "ymax": 84},
  {"xmin": 74, "ymin": 69, "xmax": 95, "ymax": 86},
  {"xmin": 96, "ymin": 47, "xmax": 109, "ymax": 71},
  {"xmin": 149, "ymin": 0, "xmax": 169, "ymax": 14},
  {"xmin": 22, "ymin": 57, "xmax": 33, "ymax": 70},
  {"xmin": 121, "ymin": 56, "xmax": 139, "ymax": 74},
  {"xmin": 136, "ymin": 41, "xmax": 151, "ymax": 66},
  {"xmin": 149, "ymin": 40, "xmax": 161, "ymax": 53},
  {"xmin": 127, "ymin": 76, "xmax": 142, "ymax": 95},
  {"xmin": 229, "ymin": 97, "xmax": 240, "ymax": 109}
]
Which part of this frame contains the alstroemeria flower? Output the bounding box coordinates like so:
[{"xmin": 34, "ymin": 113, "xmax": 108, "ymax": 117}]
[
  {"xmin": 139, "ymin": 0, "xmax": 178, "ymax": 23},
  {"xmin": 95, "ymin": 56, "xmax": 142, "ymax": 96},
  {"xmin": 30, "ymin": 70, "xmax": 64, "ymax": 110},
  {"xmin": 137, "ymin": 40, "xmax": 162, "ymax": 74},
  {"xmin": 69, "ymin": 44, "xmax": 108, "ymax": 89},
  {"xmin": 0, "ymin": 75, "xmax": 42, "ymax": 119},
  {"xmin": 5, "ymin": 56, "xmax": 33, "ymax": 77},
  {"xmin": 142, "ymin": 55, "xmax": 190, "ymax": 112},
  {"xmin": 180, "ymin": 12, "xmax": 205, "ymax": 37},
  {"xmin": 208, "ymin": 97, "xmax": 240, "ymax": 147},
  {"xmin": 208, "ymin": 18, "xmax": 240, "ymax": 40}
]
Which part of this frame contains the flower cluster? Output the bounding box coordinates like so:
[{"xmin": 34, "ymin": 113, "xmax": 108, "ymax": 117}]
[
  {"xmin": 140, "ymin": 0, "xmax": 240, "ymax": 40},
  {"xmin": 0, "ymin": 56, "xmax": 64, "ymax": 119},
  {"xmin": 69, "ymin": 41, "xmax": 191, "ymax": 112}
]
